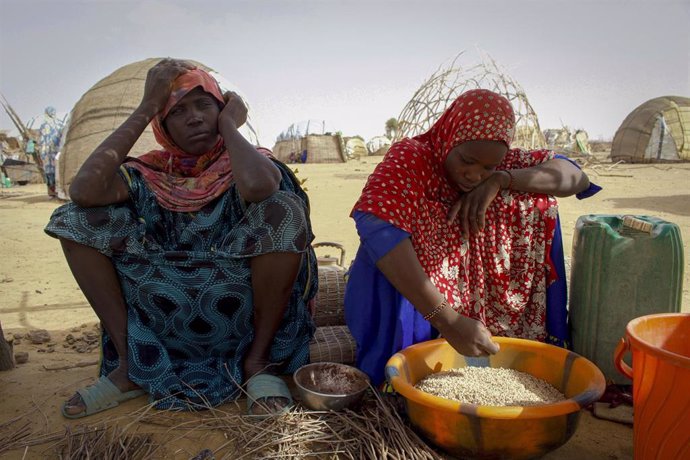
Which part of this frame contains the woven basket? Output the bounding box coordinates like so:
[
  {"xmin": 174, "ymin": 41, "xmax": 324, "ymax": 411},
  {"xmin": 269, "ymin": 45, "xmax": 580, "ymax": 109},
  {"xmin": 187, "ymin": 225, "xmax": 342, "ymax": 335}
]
[
  {"xmin": 312, "ymin": 266, "xmax": 347, "ymax": 327},
  {"xmin": 309, "ymin": 325, "xmax": 356, "ymax": 365}
]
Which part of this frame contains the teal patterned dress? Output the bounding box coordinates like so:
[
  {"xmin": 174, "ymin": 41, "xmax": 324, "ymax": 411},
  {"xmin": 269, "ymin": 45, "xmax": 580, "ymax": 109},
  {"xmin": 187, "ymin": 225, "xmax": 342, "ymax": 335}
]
[{"xmin": 45, "ymin": 161, "xmax": 317, "ymax": 409}]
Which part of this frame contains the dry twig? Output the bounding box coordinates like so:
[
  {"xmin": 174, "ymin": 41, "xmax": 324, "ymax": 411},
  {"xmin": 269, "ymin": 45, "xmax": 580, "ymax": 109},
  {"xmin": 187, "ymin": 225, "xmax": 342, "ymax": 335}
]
[
  {"xmin": 3, "ymin": 369, "xmax": 444, "ymax": 460},
  {"xmin": 43, "ymin": 360, "xmax": 99, "ymax": 371},
  {"xmin": 50, "ymin": 424, "xmax": 161, "ymax": 459}
]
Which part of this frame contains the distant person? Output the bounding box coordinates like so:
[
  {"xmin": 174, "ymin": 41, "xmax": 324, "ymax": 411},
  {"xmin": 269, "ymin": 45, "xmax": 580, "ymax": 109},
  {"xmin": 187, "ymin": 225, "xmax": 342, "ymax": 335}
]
[
  {"xmin": 0, "ymin": 142, "xmax": 8, "ymax": 187},
  {"xmin": 344, "ymin": 89, "xmax": 601, "ymax": 385},
  {"xmin": 38, "ymin": 106, "xmax": 64, "ymax": 197},
  {"xmin": 45, "ymin": 59, "xmax": 317, "ymax": 418},
  {"xmin": 25, "ymin": 138, "xmax": 36, "ymax": 159}
]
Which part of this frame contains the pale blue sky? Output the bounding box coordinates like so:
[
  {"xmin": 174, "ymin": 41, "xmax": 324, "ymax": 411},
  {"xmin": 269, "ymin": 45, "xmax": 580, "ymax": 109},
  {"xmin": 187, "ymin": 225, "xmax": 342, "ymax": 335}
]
[{"xmin": 1, "ymin": 0, "xmax": 688, "ymax": 146}]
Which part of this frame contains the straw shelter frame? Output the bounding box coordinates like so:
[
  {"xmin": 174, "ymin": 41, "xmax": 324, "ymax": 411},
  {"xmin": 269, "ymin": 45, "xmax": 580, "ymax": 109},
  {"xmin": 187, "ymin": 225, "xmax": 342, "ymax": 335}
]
[{"xmin": 395, "ymin": 51, "xmax": 546, "ymax": 150}]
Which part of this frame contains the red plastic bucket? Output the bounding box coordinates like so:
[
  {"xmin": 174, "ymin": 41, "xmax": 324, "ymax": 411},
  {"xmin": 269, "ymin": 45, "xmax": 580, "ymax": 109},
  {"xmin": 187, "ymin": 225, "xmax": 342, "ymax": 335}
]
[{"xmin": 614, "ymin": 313, "xmax": 690, "ymax": 459}]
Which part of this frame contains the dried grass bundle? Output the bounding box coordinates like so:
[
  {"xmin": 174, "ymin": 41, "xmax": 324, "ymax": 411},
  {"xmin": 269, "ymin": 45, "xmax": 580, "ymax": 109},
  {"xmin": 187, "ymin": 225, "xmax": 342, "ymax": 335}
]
[
  {"xmin": 0, "ymin": 399, "xmax": 65, "ymax": 455},
  {"xmin": 51, "ymin": 425, "xmax": 160, "ymax": 459},
  {"xmin": 2, "ymin": 370, "xmax": 443, "ymax": 459},
  {"xmin": 0, "ymin": 416, "xmax": 34, "ymax": 455},
  {"xmin": 133, "ymin": 387, "xmax": 444, "ymax": 460}
]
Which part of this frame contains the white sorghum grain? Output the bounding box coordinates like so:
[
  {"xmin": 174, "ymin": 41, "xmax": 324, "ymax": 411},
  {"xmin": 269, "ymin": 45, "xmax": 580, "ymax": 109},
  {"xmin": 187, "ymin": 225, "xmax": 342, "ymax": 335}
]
[{"xmin": 414, "ymin": 367, "xmax": 566, "ymax": 406}]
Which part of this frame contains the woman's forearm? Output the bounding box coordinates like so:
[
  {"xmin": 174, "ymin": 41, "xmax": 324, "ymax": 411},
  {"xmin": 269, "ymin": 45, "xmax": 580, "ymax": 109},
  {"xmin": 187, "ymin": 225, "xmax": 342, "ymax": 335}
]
[
  {"xmin": 370, "ymin": 219, "xmax": 499, "ymax": 356},
  {"xmin": 220, "ymin": 124, "xmax": 280, "ymax": 203},
  {"xmin": 498, "ymin": 158, "xmax": 590, "ymax": 197},
  {"xmin": 375, "ymin": 238, "xmax": 446, "ymax": 317},
  {"xmin": 70, "ymin": 103, "xmax": 159, "ymax": 206}
]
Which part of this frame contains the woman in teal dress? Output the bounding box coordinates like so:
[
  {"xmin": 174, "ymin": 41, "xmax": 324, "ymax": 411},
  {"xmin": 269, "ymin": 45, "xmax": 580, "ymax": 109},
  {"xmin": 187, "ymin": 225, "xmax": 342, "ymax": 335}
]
[{"xmin": 46, "ymin": 59, "xmax": 317, "ymax": 418}]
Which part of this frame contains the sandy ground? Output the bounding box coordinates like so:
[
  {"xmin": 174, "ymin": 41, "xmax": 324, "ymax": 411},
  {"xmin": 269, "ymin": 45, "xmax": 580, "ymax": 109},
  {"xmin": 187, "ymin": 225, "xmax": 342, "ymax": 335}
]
[{"xmin": 1, "ymin": 154, "xmax": 688, "ymax": 458}]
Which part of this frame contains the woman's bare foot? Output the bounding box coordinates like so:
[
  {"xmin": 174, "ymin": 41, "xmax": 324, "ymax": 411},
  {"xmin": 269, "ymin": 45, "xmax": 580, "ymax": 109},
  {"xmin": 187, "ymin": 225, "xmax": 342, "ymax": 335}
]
[{"xmin": 62, "ymin": 365, "xmax": 140, "ymax": 416}]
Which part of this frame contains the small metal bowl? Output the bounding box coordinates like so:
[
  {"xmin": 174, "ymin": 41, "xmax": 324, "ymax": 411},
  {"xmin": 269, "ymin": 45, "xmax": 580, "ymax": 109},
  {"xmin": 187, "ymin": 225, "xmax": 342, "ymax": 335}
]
[{"xmin": 294, "ymin": 362, "xmax": 370, "ymax": 411}]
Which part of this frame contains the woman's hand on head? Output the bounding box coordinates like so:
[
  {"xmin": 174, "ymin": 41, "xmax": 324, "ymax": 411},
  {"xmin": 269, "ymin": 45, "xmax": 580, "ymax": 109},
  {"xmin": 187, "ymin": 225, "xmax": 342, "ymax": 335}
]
[
  {"xmin": 140, "ymin": 58, "xmax": 195, "ymax": 115},
  {"xmin": 219, "ymin": 91, "xmax": 247, "ymax": 130},
  {"xmin": 447, "ymin": 172, "xmax": 505, "ymax": 238},
  {"xmin": 432, "ymin": 310, "xmax": 500, "ymax": 357}
]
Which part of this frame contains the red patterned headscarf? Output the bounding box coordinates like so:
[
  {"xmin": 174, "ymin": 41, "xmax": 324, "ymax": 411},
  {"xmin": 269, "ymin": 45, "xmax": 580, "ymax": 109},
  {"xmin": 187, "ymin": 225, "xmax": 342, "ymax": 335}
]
[
  {"xmin": 124, "ymin": 68, "xmax": 234, "ymax": 212},
  {"xmin": 353, "ymin": 89, "xmax": 558, "ymax": 340},
  {"xmin": 420, "ymin": 88, "xmax": 516, "ymax": 160}
]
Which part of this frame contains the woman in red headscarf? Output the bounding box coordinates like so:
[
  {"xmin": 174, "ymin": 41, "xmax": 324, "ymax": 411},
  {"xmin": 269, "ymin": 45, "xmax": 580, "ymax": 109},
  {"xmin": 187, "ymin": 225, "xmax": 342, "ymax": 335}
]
[
  {"xmin": 344, "ymin": 89, "xmax": 600, "ymax": 385},
  {"xmin": 46, "ymin": 59, "xmax": 317, "ymax": 418}
]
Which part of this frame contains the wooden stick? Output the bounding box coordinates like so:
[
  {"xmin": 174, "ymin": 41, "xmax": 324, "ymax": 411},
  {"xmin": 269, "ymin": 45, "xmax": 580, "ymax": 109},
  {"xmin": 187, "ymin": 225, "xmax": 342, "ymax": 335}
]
[
  {"xmin": 0, "ymin": 320, "xmax": 15, "ymax": 371},
  {"xmin": 596, "ymin": 174, "xmax": 633, "ymax": 178},
  {"xmin": 43, "ymin": 360, "xmax": 98, "ymax": 371}
]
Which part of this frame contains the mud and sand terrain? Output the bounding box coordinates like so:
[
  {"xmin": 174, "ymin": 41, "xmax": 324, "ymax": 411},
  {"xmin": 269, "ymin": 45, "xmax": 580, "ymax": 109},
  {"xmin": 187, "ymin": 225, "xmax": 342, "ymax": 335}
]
[{"xmin": 2, "ymin": 154, "xmax": 688, "ymax": 458}]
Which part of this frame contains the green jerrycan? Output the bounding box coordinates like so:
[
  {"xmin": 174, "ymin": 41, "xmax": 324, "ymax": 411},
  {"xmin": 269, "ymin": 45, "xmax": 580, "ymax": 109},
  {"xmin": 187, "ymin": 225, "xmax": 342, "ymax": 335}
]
[{"xmin": 569, "ymin": 215, "xmax": 684, "ymax": 384}]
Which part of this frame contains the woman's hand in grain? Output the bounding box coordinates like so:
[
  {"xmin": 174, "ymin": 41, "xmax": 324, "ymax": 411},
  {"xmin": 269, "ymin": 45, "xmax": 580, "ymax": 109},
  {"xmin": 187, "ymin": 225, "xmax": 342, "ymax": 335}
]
[{"xmin": 431, "ymin": 308, "xmax": 500, "ymax": 356}]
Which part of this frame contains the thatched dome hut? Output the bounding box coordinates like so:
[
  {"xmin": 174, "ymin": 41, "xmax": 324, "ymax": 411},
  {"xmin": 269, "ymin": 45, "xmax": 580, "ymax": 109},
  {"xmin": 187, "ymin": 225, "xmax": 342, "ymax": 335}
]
[
  {"xmin": 343, "ymin": 136, "xmax": 367, "ymax": 159},
  {"xmin": 56, "ymin": 58, "xmax": 259, "ymax": 199},
  {"xmin": 395, "ymin": 52, "xmax": 545, "ymax": 150},
  {"xmin": 610, "ymin": 96, "xmax": 690, "ymax": 163}
]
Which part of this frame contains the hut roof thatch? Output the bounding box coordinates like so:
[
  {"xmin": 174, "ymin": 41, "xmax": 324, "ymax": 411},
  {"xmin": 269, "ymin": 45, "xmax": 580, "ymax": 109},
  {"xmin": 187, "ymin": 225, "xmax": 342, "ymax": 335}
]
[{"xmin": 611, "ymin": 96, "xmax": 690, "ymax": 163}]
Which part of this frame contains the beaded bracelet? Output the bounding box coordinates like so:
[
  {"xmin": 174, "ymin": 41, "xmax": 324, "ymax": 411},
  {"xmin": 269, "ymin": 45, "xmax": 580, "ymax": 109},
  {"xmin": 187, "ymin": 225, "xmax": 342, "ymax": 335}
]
[
  {"xmin": 503, "ymin": 170, "xmax": 514, "ymax": 190},
  {"xmin": 423, "ymin": 298, "xmax": 449, "ymax": 321}
]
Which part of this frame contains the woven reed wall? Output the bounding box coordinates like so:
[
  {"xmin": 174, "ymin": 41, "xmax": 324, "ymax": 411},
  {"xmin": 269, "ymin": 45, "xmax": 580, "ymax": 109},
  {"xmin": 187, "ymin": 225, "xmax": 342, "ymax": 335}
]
[
  {"xmin": 272, "ymin": 134, "xmax": 346, "ymax": 163},
  {"xmin": 272, "ymin": 138, "xmax": 302, "ymax": 163},
  {"xmin": 304, "ymin": 134, "xmax": 345, "ymax": 163}
]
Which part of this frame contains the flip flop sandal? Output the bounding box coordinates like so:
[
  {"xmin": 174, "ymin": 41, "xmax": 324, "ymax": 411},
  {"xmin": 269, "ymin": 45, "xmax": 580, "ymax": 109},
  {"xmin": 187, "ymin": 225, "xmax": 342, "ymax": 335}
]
[
  {"xmin": 246, "ymin": 373, "xmax": 294, "ymax": 417},
  {"xmin": 61, "ymin": 376, "xmax": 146, "ymax": 419}
]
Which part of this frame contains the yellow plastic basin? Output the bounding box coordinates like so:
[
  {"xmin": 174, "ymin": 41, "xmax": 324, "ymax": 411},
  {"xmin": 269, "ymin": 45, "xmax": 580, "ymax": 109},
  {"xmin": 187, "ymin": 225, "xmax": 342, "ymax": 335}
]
[{"xmin": 385, "ymin": 338, "xmax": 605, "ymax": 459}]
